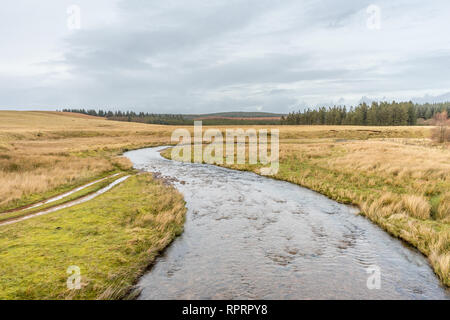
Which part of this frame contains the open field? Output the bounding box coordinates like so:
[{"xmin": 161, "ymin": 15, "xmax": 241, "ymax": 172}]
[{"xmin": 0, "ymin": 111, "xmax": 449, "ymax": 292}]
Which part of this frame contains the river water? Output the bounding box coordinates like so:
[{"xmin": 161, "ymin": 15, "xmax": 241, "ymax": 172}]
[{"xmin": 125, "ymin": 147, "xmax": 449, "ymax": 300}]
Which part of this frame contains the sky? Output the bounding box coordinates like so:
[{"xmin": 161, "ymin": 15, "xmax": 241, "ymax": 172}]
[{"xmin": 1, "ymin": 0, "xmax": 450, "ymax": 114}]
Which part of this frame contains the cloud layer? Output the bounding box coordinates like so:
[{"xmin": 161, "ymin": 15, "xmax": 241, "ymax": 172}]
[{"xmin": 1, "ymin": 0, "xmax": 450, "ymax": 112}]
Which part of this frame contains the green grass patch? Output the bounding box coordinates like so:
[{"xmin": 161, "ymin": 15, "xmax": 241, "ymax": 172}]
[{"xmin": 0, "ymin": 174, "xmax": 186, "ymax": 299}]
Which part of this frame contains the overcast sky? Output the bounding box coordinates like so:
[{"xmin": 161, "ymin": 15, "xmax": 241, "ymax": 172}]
[{"xmin": 1, "ymin": 0, "xmax": 450, "ymax": 113}]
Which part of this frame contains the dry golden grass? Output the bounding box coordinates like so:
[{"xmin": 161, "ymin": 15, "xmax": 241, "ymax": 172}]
[
  {"xmin": 0, "ymin": 156, "xmax": 112, "ymax": 209},
  {"xmin": 401, "ymin": 195, "xmax": 432, "ymax": 219},
  {"xmin": 0, "ymin": 111, "xmax": 176, "ymax": 211},
  {"xmin": 437, "ymin": 192, "xmax": 450, "ymax": 223}
]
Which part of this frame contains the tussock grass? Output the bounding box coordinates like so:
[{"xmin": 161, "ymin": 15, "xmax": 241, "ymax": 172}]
[
  {"xmin": 401, "ymin": 195, "xmax": 431, "ymax": 219},
  {"xmin": 0, "ymin": 111, "xmax": 175, "ymax": 211},
  {"xmin": 0, "ymin": 174, "xmax": 186, "ymax": 300},
  {"xmin": 0, "ymin": 156, "xmax": 114, "ymax": 211},
  {"xmin": 437, "ymin": 192, "xmax": 450, "ymax": 223}
]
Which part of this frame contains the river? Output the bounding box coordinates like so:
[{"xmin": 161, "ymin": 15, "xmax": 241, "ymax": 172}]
[{"xmin": 125, "ymin": 147, "xmax": 449, "ymax": 300}]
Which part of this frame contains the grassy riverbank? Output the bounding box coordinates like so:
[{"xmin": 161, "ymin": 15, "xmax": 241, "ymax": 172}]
[
  {"xmin": 161, "ymin": 138, "xmax": 450, "ymax": 287},
  {"xmin": 0, "ymin": 174, "xmax": 186, "ymax": 299}
]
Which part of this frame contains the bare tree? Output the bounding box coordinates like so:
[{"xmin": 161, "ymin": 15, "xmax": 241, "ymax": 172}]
[{"xmin": 432, "ymin": 111, "xmax": 449, "ymax": 143}]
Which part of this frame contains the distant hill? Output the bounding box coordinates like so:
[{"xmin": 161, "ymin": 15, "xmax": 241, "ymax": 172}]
[
  {"xmin": 184, "ymin": 112, "xmax": 284, "ymax": 121},
  {"xmin": 60, "ymin": 109, "xmax": 285, "ymax": 125},
  {"xmin": 184, "ymin": 112, "xmax": 284, "ymax": 118},
  {"xmin": 181, "ymin": 112, "xmax": 284, "ymax": 125}
]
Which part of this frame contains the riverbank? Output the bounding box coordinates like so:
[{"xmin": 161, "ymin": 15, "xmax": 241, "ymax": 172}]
[
  {"xmin": 0, "ymin": 174, "xmax": 186, "ymax": 299},
  {"xmin": 160, "ymin": 139, "xmax": 450, "ymax": 287}
]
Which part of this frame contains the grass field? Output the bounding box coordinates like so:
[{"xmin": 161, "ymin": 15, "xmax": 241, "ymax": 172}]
[{"xmin": 0, "ymin": 111, "xmax": 448, "ymax": 295}]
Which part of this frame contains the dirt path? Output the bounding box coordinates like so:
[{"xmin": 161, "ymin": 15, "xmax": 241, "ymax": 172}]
[
  {"xmin": 1, "ymin": 173, "xmax": 122, "ymax": 215},
  {"xmin": 0, "ymin": 175, "xmax": 131, "ymax": 227}
]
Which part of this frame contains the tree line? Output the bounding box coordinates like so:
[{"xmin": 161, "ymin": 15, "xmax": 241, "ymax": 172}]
[
  {"xmin": 62, "ymin": 101, "xmax": 450, "ymax": 126},
  {"xmin": 281, "ymin": 101, "xmax": 450, "ymax": 126},
  {"xmin": 61, "ymin": 109, "xmax": 190, "ymax": 125}
]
